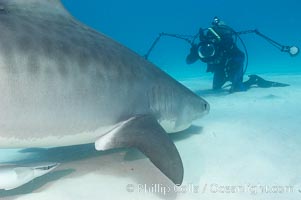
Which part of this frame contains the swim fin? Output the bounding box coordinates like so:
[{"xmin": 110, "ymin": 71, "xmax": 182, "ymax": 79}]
[{"xmin": 246, "ymin": 75, "xmax": 290, "ymax": 88}]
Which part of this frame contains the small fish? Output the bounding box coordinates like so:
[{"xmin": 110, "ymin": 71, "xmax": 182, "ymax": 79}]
[{"xmin": 0, "ymin": 163, "xmax": 59, "ymax": 190}]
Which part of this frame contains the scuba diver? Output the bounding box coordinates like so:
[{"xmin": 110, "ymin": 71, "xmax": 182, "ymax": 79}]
[
  {"xmin": 186, "ymin": 17, "xmax": 289, "ymax": 93},
  {"xmin": 144, "ymin": 16, "xmax": 298, "ymax": 92}
]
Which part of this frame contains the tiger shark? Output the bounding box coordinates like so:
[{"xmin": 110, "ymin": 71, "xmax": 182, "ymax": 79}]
[{"xmin": 0, "ymin": 0, "xmax": 209, "ymax": 186}]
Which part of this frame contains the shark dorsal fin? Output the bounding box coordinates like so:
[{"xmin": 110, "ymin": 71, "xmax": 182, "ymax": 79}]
[{"xmin": 0, "ymin": 0, "xmax": 71, "ymax": 17}]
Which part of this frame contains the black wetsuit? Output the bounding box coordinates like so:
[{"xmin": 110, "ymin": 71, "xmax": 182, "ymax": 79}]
[{"xmin": 186, "ymin": 24, "xmax": 245, "ymax": 92}]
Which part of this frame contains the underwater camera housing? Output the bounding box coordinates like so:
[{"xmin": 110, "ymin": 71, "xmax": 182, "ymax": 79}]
[
  {"xmin": 197, "ymin": 42, "xmax": 219, "ymax": 63},
  {"xmin": 196, "ymin": 28, "xmax": 226, "ymax": 64}
]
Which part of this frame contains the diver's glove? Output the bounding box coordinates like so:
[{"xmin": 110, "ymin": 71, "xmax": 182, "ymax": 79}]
[
  {"xmin": 190, "ymin": 43, "xmax": 198, "ymax": 53},
  {"xmin": 186, "ymin": 44, "xmax": 199, "ymax": 64}
]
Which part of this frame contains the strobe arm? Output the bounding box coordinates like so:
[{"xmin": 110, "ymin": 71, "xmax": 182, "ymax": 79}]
[
  {"xmin": 144, "ymin": 32, "xmax": 195, "ymax": 60},
  {"xmin": 237, "ymin": 29, "xmax": 299, "ymax": 56}
]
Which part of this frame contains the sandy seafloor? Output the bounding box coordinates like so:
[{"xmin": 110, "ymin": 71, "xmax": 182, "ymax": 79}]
[{"xmin": 0, "ymin": 73, "xmax": 301, "ymax": 200}]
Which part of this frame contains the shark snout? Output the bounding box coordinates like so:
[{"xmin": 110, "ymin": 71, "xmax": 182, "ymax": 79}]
[{"xmin": 194, "ymin": 98, "xmax": 210, "ymax": 119}]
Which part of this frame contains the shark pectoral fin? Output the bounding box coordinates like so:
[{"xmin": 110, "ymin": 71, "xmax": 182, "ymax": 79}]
[{"xmin": 95, "ymin": 115, "xmax": 184, "ymax": 185}]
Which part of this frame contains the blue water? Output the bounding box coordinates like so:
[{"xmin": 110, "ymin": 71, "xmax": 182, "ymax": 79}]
[
  {"xmin": 62, "ymin": 0, "xmax": 301, "ymax": 79},
  {"xmin": 0, "ymin": 1, "xmax": 300, "ymax": 198}
]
